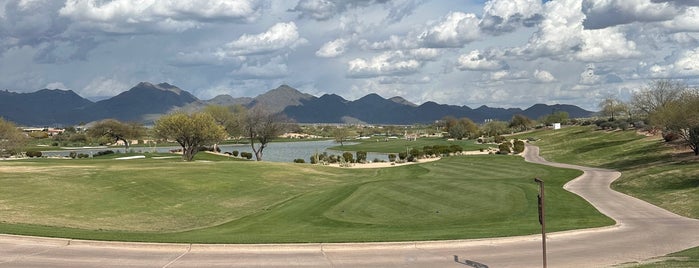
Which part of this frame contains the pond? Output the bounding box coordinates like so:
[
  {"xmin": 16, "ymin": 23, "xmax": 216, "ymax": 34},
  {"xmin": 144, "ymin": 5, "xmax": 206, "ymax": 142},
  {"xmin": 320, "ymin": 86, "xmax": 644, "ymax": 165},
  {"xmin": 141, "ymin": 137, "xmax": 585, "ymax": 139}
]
[{"xmin": 41, "ymin": 140, "xmax": 390, "ymax": 163}]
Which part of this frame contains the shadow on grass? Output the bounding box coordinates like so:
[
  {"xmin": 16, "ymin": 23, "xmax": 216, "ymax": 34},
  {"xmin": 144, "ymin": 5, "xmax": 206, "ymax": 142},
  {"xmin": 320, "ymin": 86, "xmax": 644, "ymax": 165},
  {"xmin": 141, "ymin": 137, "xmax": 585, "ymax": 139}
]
[{"xmin": 572, "ymin": 139, "xmax": 640, "ymax": 154}]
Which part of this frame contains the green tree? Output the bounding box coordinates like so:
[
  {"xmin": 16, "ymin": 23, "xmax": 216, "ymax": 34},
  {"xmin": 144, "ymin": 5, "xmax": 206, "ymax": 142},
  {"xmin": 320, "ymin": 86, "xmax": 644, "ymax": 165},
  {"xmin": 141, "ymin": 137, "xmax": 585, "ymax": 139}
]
[
  {"xmin": 203, "ymin": 104, "xmax": 245, "ymax": 139},
  {"xmin": 154, "ymin": 112, "xmax": 227, "ymax": 161},
  {"xmin": 509, "ymin": 114, "xmax": 533, "ymax": 132},
  {"xmin": 651, "ymin": 89, "xmax": 699, "ymax": 155},
  {"xmin": 87, "ymin": 119, "xmax": 145, "ymax": 151},
  {"xmin": 241, "ymin": 107, "xmax": 289, "ymax": 161},
  {"xmin": 541, "ymin": 111, "xmax": 569, "ymax": 126},
  {"xmin": 0, "ymin": 118, "xmax": 26, "ymax": 157},
  {"xmin": 482, "ymin": 120, "xmax": 509, "ymax": 137}
]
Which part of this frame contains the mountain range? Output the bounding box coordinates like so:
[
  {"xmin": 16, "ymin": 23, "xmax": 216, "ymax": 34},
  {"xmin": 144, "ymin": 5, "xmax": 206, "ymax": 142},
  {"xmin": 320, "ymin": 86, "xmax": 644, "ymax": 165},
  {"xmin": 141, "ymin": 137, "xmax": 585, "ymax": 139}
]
[{"xmin": 0, "ymin": 82, "xmax": 594, "ymax": 126}]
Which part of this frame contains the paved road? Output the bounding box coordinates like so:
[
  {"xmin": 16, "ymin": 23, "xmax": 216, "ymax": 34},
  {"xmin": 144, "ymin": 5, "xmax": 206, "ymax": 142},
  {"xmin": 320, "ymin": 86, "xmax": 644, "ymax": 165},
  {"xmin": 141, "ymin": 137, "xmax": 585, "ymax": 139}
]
[{"xmin": 2, "ymin": 144, "xmax": 699, "ymax": 267}]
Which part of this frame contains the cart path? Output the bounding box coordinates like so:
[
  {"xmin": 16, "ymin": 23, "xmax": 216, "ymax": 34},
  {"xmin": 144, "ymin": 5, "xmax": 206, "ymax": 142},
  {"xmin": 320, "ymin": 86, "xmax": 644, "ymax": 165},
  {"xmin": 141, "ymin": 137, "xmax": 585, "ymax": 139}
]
[{"xmin": 1, "ymin": 144, "xmax": 698, "ymax": 267}]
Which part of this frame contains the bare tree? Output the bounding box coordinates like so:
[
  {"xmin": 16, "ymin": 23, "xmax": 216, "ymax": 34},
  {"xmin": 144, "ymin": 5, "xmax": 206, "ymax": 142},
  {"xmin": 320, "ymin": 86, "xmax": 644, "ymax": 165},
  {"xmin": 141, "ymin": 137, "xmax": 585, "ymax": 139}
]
[
  {"xmin": 632, "ymin": 80, "xmax": 685, "ymax": 116},
  {"xmin": 598, "ymin": 96, "xmax": 628, "ymax": 120},
  {"xmin": 241, "ymin": 107, "xmax": 289, "ymax": 161},
  {"xmin": 333, "ymin": 127, "xmax": 354, "ymax": 146}
]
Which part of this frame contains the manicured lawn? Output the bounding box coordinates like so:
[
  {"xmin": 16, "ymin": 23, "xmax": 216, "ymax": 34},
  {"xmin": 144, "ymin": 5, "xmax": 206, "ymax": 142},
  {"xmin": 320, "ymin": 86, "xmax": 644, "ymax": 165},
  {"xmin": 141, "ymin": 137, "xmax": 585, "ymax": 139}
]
[
  {"xmin": 624, "ymin": 246, "xmax": 699, "ymax": 268},
  {"xmin": 0, "ymin": 152, "xmax": 611, "ymax": 243},
  {"xmin": 516, "ymin": 126, "xmax": 699, "ymax": 219},
  {"xmin": 329, "ymin": 137, "xmax": 490, "ymax": 153}
]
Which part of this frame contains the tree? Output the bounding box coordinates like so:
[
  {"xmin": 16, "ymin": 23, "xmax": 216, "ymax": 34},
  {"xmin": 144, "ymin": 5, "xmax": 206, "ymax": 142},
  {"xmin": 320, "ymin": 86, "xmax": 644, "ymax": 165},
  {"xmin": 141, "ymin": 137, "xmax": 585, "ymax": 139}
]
[
  {"xmin": 203, "ymin": 104, "xmax": 245, "ymax": 139},
  {"xmin": 541, "ymin": 111, "xmax": 569, "ymax": 126},
  {"xmin": 632, "ymin": 80, "xmax": 685, "ymax": 116},
  {"xmin": 333, "ymin": 127, "xmax": 354, "ymax": 146},
  {"xmin": 598, "ymin": 96, "xmax": 628, "ymax": 120},
  {"xmin": 154, "ymin": 112, "xmax": 227, "ymax": 161},
  {"xmin": 443, "ymin": 116, "xmax": 478, "ymax": 139},
  {"xmin": 0, "ymin": 118, "xmax": 26, "ymax": 157},
  {"xmin": 241, "ymin": 107, "xmax": 289, "ymax": 161},
  {"xmin": 87, "ymin": 119, "xmax": 145, "ymax": 151},
  {"xmin": 650, "ymin": 89, "xmax": 699, "ymax": 155},
  {"xmin": 509, "ymin": 114, "xmax": 533, "ymax": 132},
  {"xmin": 481, "ymin": 120, "xmax": 509, "ymax": 137}
]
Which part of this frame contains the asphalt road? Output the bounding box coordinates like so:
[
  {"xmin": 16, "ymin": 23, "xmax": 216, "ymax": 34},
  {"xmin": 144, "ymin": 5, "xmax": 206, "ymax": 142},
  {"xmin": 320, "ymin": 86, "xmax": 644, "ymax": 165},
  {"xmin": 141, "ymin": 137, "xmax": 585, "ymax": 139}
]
[{"xmin": 1, "ymin": 144, "xmax": 698, "ymax": 267}]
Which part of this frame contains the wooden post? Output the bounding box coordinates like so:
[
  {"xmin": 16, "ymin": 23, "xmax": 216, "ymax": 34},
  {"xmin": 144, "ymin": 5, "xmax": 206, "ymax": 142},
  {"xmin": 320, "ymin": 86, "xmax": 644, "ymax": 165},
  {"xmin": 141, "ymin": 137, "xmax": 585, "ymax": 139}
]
[{"xmin": 535, "ymin": 178, "xmax": 547, "ymax": 268}]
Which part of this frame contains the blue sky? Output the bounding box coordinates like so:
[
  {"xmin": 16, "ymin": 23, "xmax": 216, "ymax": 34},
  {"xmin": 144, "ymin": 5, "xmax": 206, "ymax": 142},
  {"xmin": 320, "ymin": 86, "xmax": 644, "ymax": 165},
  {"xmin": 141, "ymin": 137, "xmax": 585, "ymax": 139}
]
[{"xmin": 1, "ymin": 0, "xmax": 698, "ymax": 110}]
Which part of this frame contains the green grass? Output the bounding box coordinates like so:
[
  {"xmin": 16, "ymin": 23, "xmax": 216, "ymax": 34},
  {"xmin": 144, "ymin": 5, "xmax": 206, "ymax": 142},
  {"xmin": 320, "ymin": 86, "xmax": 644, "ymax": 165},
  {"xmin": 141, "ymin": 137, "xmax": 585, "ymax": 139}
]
[
  {"xmin": 619, "ymin": 247, "xmax": 699, "ymax": 267},
  {"xmin": 516, "ymin": 126, "xmax": 699, "ymax": 218},
  {"xmin": 329, "ymin": 137, "xmax": 489, "ymax": 153},
  {"xmin": 0, "ymin": 152, "xmax": 611, "ymax": 243},
  {"xmin": 514, "ymin": 126, "xmax": 699, "ymax": 266}
]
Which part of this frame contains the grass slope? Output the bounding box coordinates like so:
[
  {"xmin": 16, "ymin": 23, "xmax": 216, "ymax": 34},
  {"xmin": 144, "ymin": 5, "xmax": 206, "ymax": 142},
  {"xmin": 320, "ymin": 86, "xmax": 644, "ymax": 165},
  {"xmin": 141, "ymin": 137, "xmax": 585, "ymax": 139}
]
[{"xmin": 0, "ymin": 152, "xmax": 611, "ymax": 243}]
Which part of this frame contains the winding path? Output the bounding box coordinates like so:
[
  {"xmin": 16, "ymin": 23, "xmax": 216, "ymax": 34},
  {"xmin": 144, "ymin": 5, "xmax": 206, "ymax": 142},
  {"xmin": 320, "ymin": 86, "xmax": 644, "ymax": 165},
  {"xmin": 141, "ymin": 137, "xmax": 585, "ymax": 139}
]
[{"xmin": 2, "ymin": 144, "xmax": 699, "ymax": 267}]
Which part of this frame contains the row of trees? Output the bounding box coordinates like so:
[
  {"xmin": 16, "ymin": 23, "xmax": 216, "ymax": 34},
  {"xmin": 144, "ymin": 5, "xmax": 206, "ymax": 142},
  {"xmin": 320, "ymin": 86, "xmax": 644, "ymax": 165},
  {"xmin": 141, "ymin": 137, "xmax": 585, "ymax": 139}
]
[{"xmin": 599, "ymin": 80, "xmax": 699, "ymax": 155}]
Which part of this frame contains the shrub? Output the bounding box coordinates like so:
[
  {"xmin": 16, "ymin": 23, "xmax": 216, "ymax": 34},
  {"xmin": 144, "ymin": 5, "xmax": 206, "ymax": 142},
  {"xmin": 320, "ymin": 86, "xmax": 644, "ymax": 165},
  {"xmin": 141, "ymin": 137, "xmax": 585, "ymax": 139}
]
[
  {"xmin": 78, "ymin": 153, "xmax": 89, "ymax": 158},
  {"xmin": 26, "ymin": 151, "xmax": 43, "ymax": 158},
  {"xmin": 95, "ymin": 150, "xmax": 115, "ymax": 157},
  {"xmin": 29, "ymin": 132, "xmax": 49, "ymax": 139},
  {"xmin": 513, "ymin": 139, "xmax": 525, "ymax": 154},
  {"xmin": 498, "ymin": 142, "xmax": 511, "ymax": 154},
  {"xmin": 69, "ymin": 152, "xmax": 77, "ymax": 159},
  {"xmin": 407, "ymin": 155, "xmax": 416, "ymax": 162},
  {"xmin": 449, "ymin": 145, "xmax": 463, "ymax": 154},
  {"xmin": 293, "ymin": 159, "xmax": 305, "ymax": 163},
  {"xmin": 663, "ymin": 131, "xmax": 679, "ymax": 142},
  {"xmin": 342, "ymin": 152, "xmax": 354, "ymax": 163},
  {"xmin": 494, "ymin": 135, "xmax": 506, "ymax": 143},
  {"xmin": 398, "ymin": 152, "xmax": 407, "ymax": 160},
  {"xmin": 388, "ymin": 153, "xmax": 397, "ymax": 162},
  {"xmin": 232, "ymin": 150, "xmax": 239, "ymax": 157},
  {"xmin": 356, "ymin": 151, "xmax": 367, "ymax": 162},
  {"xmin": 240, "ymin": 152, "xmax": 253, "ymax": 159}
]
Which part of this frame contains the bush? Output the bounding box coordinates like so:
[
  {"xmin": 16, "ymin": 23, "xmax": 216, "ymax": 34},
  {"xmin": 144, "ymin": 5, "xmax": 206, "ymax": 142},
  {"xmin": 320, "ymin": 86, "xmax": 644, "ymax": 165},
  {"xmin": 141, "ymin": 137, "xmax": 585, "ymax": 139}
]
[
  {"xmin": 663, "ymin": 131, "xmax": 679, "ymax": 142},
  {"xmin": 398, "ymin": 152, "xmax": 407, "ymax": 160},
  {"xmin": 498, "ymin": 142, "xmax": 511, "ymax": 154},
  {"xmin": 95, "ymin": 150, "xmax": 115, "ymax": 157},
  {"xmin": 69, "ymin": 152, "xmax": 77, "ymax": 159},
  {"xmin": 494, "ymin": 135, "xmax": 506, "ymax": 143},
  {"xmin": 240, "ymin": 152, "xmax": 253, "ymax": 159},
  {"xmin": 342, "ymin": 152, "xmax": 354, "ymax": 163},
  {"xmin": 449, "ymin": 145, "xmax": 463, "ymax": 154},
  {"xmin": 232, "ymin": 150, "xmax": 239, "ymax": 157},
  {"xmin": 29, "ymin": 132, "xmax": 49, "ymax": 139},
  {"xmin": 78, "ymin": 153, "xmax": 89, "ymax": 158},
  {"xmin": 388, "ymin": 153, "xmax": 397, "ymax": 162},
  {"xmin": 513, "ymin": 139, "xmax": 525, "ymax": 154},
  {"xmin": 356, "ymin": 151, "xmax": 367, "ymax": 162},
  {"xmin": 293, "ymin": 159, "xmax": 305, "ymax": 163},
  {"xmin": 26, "ymin": 151, "xmax": 43, "ymax": 158}
]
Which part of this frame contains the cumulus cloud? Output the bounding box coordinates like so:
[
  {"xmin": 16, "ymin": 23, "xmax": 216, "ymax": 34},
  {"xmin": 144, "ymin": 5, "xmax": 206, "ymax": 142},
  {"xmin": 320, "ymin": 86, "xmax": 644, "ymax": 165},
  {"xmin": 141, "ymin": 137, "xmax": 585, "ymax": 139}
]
[
  {"xmin": 534, "ymin": 69, "xmax": 556, "ymax": 83},
  {"xmin": 225, "ymin": 22, "xmax": 307, "ymax": 56},
  {"xmin": 480, "ymin": 0, "xmax": 544, "ymax": 33},
  {"xmin": 648, "ymin": 47, "xmax": 699, "ymax": 78},
  {"xmin": 59, "ymin": 0, "xmax": 263, "ymax": 33},
  {"xmin": 316, "ymin": 38, "xmax": 349, "ymax": 58},
  {"xmin": 347, "ymin": 51, "xmax": 422, "ymax": 78},
  {"xmin": 419, "ymin": 12, "xmax": 481, "ymax": 48},
  {"xmin": 661, "ymin": 7, "xmax": 699, "ymax": 32},
  {"xmin": 291, "ymin": 0, "xmax": 421, "ymax": 22},
  {"xmin": 581, "ymin": 0, "xmax": 676, "ymax": 29},
  {"xmin": 576, "ymin": 28, "xmax": 640, "ymax": 61},
  {"xmin": 579, "ymin": 63, "xmax": 602, "ymax": 85},
  {"xmin": 457, "ymin": 50, "xmax": 507, "ymax": 71}
]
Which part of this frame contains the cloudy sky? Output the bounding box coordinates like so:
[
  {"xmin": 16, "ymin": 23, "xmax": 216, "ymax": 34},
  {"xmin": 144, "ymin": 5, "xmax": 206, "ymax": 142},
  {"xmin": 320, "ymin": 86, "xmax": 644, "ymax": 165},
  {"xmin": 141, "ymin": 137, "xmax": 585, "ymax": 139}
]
[{"xmin": 1, "ymin": 0, "xmax": 698, "ymax": 110}]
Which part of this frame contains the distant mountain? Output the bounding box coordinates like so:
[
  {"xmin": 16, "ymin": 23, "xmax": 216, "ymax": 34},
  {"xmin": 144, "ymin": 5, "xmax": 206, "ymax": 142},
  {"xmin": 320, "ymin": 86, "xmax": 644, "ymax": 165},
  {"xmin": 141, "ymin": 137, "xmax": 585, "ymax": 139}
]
[
  {"xmin": 0, "ymin": 89, "xmax": 93, "ymax": 126},
  {"xmin": 248, "ymin": 85, "xmax": 315, "ymax": 114},
  {"xmin": 0, "ymin": 83, "xmax": 595, "ymax": 126}
]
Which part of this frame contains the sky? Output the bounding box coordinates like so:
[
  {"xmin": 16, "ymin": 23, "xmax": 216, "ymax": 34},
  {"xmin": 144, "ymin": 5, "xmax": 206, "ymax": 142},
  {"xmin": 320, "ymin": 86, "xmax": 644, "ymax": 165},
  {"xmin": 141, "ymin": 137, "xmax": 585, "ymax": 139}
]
[{"xmin": 1, "ymin": 0, "xmax": 698, "ymax": 110}]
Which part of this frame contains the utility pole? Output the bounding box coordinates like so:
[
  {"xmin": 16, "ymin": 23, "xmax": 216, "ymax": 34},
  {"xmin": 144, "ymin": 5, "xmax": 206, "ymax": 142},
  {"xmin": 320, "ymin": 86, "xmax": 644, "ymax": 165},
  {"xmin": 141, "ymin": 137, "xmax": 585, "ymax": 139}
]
[{"xmin": 535, "ymin": 178, "xmax": 547, "ymax": 268}]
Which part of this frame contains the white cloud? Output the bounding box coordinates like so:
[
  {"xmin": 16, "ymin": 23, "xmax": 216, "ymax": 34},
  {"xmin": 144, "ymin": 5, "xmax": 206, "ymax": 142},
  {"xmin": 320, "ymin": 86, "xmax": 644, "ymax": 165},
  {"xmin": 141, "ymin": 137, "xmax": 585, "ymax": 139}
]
[
  {"xmin": 533, "ymin": 69, "xmax": 556, "ymax": 83},
  {"xmin": 232, "ymin": 59, "xmax": 289, "ymax": 79},
  {"xmin": 480, "ymin": 0, "xmax": 544, "ymax": 33},
  {"xmin": 419, "ymin": 12, "xmax": 481, "ymax": 48},
  {"xmin": 225, "ymin": 22, "xmax": 307, "ymax": 56},
  {"xmin": 45, "ymin": 81, "xmax": 69, "ymax": 90},
  {"xmin": 347, "ymin": 51, "xmax": 422, "ymax": 78},
  {"xmin": 661, "ymin": 7, "xmax": 699, "ymax": 32},
  {"xmin": 576, "ymin": 28, "xmax": 640, "ymax": 61},
  {"xmin": 579, "ymin": 63, "xmax": 602, "ymax": 85},
  {"xmin": 648, "ymin": 47, "xmax": 699, "ymax": 78},
  {"xmin": 316, "ymin": 38, "xmax": 349, "ymax": 58},
  {"xmin": 457, "ymin": 50, "xmax": 507, "ymax": 71},
  {"xmin": 581, "ymin": 0, "xmax": 676, "ymax": 29},
  {"xmin": 59, "ymin": 0, "xmax": 263, "ymax": 33},
  {"xmin": 81, "ymin": 77, "xmax": 130, "ymax": 99}
]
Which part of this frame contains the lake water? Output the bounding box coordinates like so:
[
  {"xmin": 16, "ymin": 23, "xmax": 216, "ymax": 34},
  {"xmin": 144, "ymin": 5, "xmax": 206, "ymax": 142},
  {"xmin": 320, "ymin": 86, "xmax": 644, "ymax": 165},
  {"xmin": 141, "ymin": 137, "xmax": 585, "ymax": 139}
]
[{"xmin": 41, "ymin": 140, "xmax": 389, "ymax": 163}]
